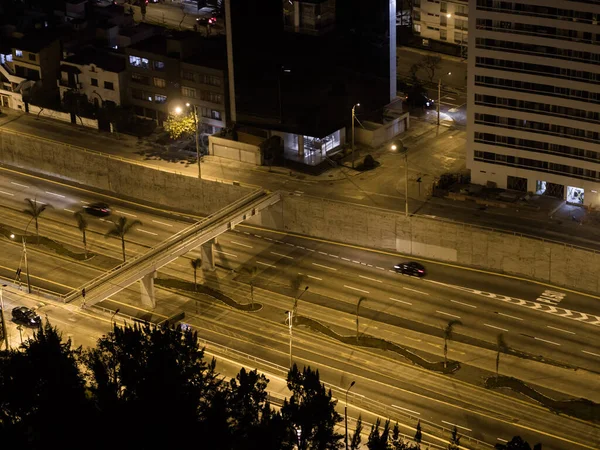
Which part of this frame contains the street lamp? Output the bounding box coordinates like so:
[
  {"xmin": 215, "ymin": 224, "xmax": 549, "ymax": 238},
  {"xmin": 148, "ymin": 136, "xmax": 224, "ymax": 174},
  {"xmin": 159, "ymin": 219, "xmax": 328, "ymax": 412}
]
[
  {"xmin": 287, "ymin": 285, "xmax": 308, "ymax": 369},
  {"xmin": 391, "ymin": 140, "xmax": 409, "ymax": 217},
  {"xmin": 11, "ymin": 216, "xmax": 34, "ymax": 294},
  {"xmin": 111, "ymin": 308, "xmax": 120, "ymax": 324},
  {"xmin": 173, "ymin": 103, "xmax": 201, "ymax": 179},
  {"xmin": 344, "ymin": 380, "xmax": 356, "ymax": 450},
  {"xmin": 0, "ymin": 284, "xmax": 8, "ymax": 350},
  {"xmin": 437, "ymin": 72, "xmax": 451, "ymax": 126},
  {"xmin": 351, "ymin": 103, "xmax": 360, "ymax": 169}
]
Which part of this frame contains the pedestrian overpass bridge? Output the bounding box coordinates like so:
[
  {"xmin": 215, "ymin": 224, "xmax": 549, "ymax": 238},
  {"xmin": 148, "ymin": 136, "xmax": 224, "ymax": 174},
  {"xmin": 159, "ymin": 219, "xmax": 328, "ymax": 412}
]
[{"xmin": 63, "ymin": 190, "xmax": 281, "ymax": 308}]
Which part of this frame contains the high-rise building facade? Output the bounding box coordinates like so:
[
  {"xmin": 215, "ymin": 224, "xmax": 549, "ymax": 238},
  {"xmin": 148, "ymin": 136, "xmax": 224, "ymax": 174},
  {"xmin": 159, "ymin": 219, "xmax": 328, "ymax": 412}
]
[
  {"xmin": 412, "ymin": 0, "xmax": 468, "ymax": 56},
  {"xmin": 467, "ymin": 0, "xmax": 600, "ymax": 206}
]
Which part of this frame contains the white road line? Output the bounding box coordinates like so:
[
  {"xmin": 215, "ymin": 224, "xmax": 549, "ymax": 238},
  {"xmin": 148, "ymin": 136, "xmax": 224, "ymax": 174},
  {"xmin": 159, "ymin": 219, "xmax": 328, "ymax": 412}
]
[
  {"xmin": 436, "ymin": 311, "xmax": 461, "ymax": 319},
  {"xmin": 451, "ymin": 299, "xmax": 476, "ymax": 308},
  {"xmin": 80, "ymin": 200, "xmax": 89, "ymax": 204},
  {"xmin": 342, "ymin": 257, "xmax": 351, "ymax": 261},
  {"xmin": 497, "ymin": 438, "xmax": 508, "ymax": 443},
  {"xmin": 403, "ymin": 287, "xmax": 429, "ymax": 296},
  {"xmin": 318, "ymin": 251, "xmax": 328, "ymax": 255},
  {"xmin": 391, "ymin": 405, "xmax": 420, "ymax": 415},
  {"xmin": 116, "ymin": 210, "xmax": 138, "ymax": 217},
  {"xmin": 352, "ymin": 260, "xmax": 360, "ymax": 264},
  {"xmin": 214, "ymin": 250, "xmax": 238, "ymax": 258},
  {"xmin": 307, "ymin": 248, "xmax": 315, "ymax": 252},
  {"xmin": 257, "ymin": 261, "xmax": 276, "ymax": 268},
  {"xmin": 484, "ymin": 324, "xmax": 509, "ymax": 332},
  {"xmin": 286, "ymin": 243, "xmax": 295, "ymax": 247},
  {"xmin": 330, "ymin": 254, "xmax": 339, "ymax": 258},
  {"xmin": 312, "ymin": 263, "xmax": 337, "ymax": 271},
  {"xmin": 46, "ymin": 191, "xmax": 65, "ymax": 198},
  {"xmin": 243, "ymin": 232, "xmax": 250, "ymax": 235},
  {"xmin": 390, "ymin": 297, "xmax": 412, "ymax": 306},
  {"xmin": 359, "ymin": 275, "xmax": 382, "ymax": 283},
  {"xmin": 11, "ymin": 182, "xmax": 28, "ymax": 188},
  {"xmin": 275, "ymin": 240, "xmax": 284, "ymax": 244},
  {"xmin": 534, "ymin": 337, "xmax": 561, "ymax": 346},
  {"xmin": 547, "ymin": 325, "xmax": 576, "ymax": 335},
  {"xmin": 265, "ymin": 237, "xmax": 273, "ymax": 241},
  {"xmin": 137, "ymin": 228, "xmax": 158, "ymax": 236},
  {"xmin": 441, "ymin": 421, "xmax": 472, "ymax": 432},
  {"xmin": 344, "ymin": 285, "xmax": 370, "ymax": 294},
  {"xmin": 231, "ymin": 240, "xmax": 253, "ymax": 248},
  {"xmin": 295, "ymin": 190, "xmax": 304, "ymax": 194},
  {"xmin": 0, "ymin": 190, "xmax": 14, "ymax": 196},
  {"xmin": 297, "ymin": 246, "xmax": 306, "ymax": 250},
  {"xmin": 64, "ymin": 208, "xmax": 75, "ymax": 213},
  {"xmin": 376, "ymin": 266, "xmax": 385, "ymax": 270},
  {"xmin": 582, "ymin": 350, "xmax": 600, "ymax": 358},
  {"xmin": 307, "ymin": 275, "xmax": 322, "ymax": 281},
  {"xmin": 271, "ymin": 251, "xmax": 293, "ymax": 260},
  {"xmin": 152, "ymin": 220, "xmax": 173, "ymax": 227},
  {"xmin": 497, "ymin": 312, "xmax": 523, "ymax": 321}
]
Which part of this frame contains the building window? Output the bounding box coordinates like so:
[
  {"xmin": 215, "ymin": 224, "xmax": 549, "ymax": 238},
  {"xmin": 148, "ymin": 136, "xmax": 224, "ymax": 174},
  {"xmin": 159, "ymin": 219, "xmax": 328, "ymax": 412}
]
[
  {"xmin": 440, "ymin": 29, "xmax": 447, "ymax": 40},
  {"xmin": 104, "ymin": 81, "xmax": 114, "ymax": 90},
  {"xmin": 91, "ymin": 78, "xmax": 98, "ymax": 86},
  {"xmin": 182, "ymin": 86, "xmax": 197, "ymax": 98},
  {"xmin": 182, "ymin": 70, "xmax": 195, "ymax": 81},
  {"xmin": 129, "ymin": 55, "xmax": 149, "ymax": 69},
  {"xmin": 153, "ymin": 60, "xmax": 165, "ymax": 71},
  {"xmin": 211, "ymin": 110, "xmax": 221, "ymax": 120},
  {"xmin": 131, "ymin": 73, "xmax": 149, "ymax": 84},
  {"xmin": 414, "ymin": 24, "xmax": 421, "ymax": 33},
  {"xmin": 28, "ymin": 53, "xmax": 36, "ymax": 61},
  {"xmin": 154, "ymin": 94, "xmax": 167, "ymax": 104},
  {"xmin": 15, "ymin": 49, "xmax": 23, "ymax": 57},
  {"xmin": 206, "ymin": 75, "xmax": 221, "ymax": 87},
  {"xmin": 131, "ymin": 88, "xmax": 144, "ymax": 100},
  {"xmin": 153, "ymin": 77, "xmax": 166, "ymax": 88},
  {"xmin": 203, "ymin": 92, "xmax": 222, "ymax": 103}
]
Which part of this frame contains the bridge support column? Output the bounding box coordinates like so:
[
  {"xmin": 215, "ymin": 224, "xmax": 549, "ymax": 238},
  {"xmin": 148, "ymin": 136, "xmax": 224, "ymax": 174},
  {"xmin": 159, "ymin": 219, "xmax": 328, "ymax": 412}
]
[
  {"xmin": 201, "ymin": 238, "xmax": 216, "ymax": 271},
  {"xmin": 140, "ymin": 270, "xmax": 157, "ymax": 309}
]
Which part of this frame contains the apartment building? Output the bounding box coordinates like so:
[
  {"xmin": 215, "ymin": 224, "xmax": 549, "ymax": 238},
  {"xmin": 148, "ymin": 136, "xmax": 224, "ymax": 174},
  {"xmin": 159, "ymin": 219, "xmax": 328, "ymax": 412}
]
[
  {"xmin": 412, "ymin": 0, "xmax": 468, "ymax": 56},
  {"xmin": 467, "ymin": 0, "xmax": 600, "ymax": 206}
]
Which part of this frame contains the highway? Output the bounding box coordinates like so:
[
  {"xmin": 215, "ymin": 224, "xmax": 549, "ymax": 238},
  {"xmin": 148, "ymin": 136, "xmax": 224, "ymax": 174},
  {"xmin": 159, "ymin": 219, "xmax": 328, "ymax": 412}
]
[{"xmin": 0, "ymin": 168, "xmax": 598, "ymax": 448}]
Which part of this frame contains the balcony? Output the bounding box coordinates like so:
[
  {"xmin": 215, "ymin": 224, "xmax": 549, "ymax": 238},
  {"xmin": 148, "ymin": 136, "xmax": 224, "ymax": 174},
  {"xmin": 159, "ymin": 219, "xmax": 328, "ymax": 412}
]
[{"xmin": 58, "ymin": 79, "xmax": 82, "ymax": 90}]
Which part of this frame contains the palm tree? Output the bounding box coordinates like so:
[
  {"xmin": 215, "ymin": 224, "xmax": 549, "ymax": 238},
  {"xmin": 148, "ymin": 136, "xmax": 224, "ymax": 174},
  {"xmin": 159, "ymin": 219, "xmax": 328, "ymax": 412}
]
[
  {"xmin": 443, "ymin": 319, "xmax": 462, "ymax": 369},
  {"xmin": 104, "ymin": 216, "xmax": 141, "ymax": 262},
  {"xmin": 190, "ymin": 258, "xmax": 202, "ymax": 292},
  {"xmin": 74, "ymin": 211, "xmax": 89, "ymax": 259},
  {"xmin": 496, "ymin": 333, "xmax": 509, "ymax": 378},
  {"xmin": 356, "ymin": 296, "xmax": 367, "ymax": 342},
  {"xmin": 290, "ymin": 274, "xmax": 308, "ymax": 323},
  {"xmin": 23, "ymin": 197, "xmax": 52, "ymax": 244},
  {"xmin": 242, "ymin": 266, "xmax": 258, "ymax": 309}
]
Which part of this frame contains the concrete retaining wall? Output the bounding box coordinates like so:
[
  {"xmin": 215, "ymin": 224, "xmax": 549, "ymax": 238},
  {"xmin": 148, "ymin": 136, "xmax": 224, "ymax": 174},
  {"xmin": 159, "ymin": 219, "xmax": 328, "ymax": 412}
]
[
  {"xmin": 252, "ymin": 193, "xmax": 600, "ymax": 293},
  {"xmin": 0, "ymin": 129, "xmax": 252, "ymax": 215}
]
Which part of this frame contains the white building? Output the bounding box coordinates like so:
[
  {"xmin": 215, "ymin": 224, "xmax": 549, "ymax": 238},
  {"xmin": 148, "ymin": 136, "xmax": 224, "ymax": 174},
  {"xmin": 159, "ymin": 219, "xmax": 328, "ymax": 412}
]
[
  {"xmin": 412, "ymin": 0, "xmax": 468, "ymax": 55},
  {"xmin": 58, "ymin": 48, "xmax": 127, "ymax": 107},
  {"xmin": 467, "ymin": 0, "xmax": 600, "ymax": 206}
]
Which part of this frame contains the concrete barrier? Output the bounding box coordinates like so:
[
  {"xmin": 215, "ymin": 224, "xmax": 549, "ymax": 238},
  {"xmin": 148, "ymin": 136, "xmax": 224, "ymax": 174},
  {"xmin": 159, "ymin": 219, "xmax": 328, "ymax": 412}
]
[{"xmin": 0, "ymin": 129, "xmax": 253, "ymax": 215}]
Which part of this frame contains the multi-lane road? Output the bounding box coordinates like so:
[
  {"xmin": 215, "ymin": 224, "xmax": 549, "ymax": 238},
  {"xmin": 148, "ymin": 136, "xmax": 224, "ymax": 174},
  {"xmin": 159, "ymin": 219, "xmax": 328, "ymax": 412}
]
[{"xmin": 0, "ymin": 167, "xmax": 598, "ymax": 449}]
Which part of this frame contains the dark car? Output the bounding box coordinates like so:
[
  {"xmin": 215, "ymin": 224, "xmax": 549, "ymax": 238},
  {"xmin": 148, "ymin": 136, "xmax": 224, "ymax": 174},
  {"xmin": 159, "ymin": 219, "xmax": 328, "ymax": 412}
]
[
  {"xmin": 83, "ymin": 202, "xmax": 112, "ymax": 217},
  {"xmin": 196, "ymin": 16, "xmax": 217, "ymax": 26},
  {"xmin": 12, "ymin": 306, "xmax": 41, "ymax": 327},
  {"xmin": 405, "ymin": 91, "xmax": 434, "ymax": 108},
  {"xmin": 394, "ymin": 262, "xmax": 426, "ymax": 277}
]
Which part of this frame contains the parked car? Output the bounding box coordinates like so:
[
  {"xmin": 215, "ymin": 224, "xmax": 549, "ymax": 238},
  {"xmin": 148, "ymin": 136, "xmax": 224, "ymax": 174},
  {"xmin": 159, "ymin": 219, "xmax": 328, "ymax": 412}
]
[
  {"xmin": 394, "ymin": 261, "xmax": 426, "ymax": 277},
  {"xmin": 83, "ymin": 202, "xmax": 112, "ymax": 217},
  {"xmin": 12, "ymin": 306, "xmax": 41, "ymax": 327},
  {"xmin": 196, "ymin": 16, "xmax": 217, "ymax": 26}
]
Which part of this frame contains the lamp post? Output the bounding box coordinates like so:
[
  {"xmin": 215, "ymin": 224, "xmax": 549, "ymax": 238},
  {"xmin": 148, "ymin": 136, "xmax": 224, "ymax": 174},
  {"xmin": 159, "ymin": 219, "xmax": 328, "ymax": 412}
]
[
  {"xmin": 287, "ymin": 285, "xmax": 308, "ymax": 369},
  {"xmin": 344, "ymin": 380, "xmax": 356, "ymax": 450},
  {"xmin": 391, "ymin": 140, "xmax": 409, "ymax": 217},
  {"xmin": 11, "ymin": 216, "xmax": 34, "ymax": 294},
  {"xmin": 351, "ymin": 103, "xmax": 360, "ymax": 169},
  {"xmin": 437, "ymin": 72, "xmax": 451, "ymax": 126},
  {"xmin": 1, "ymin": 284, "xmax": 8, "ymax": 350},
  {"xmin": 111, "ymin": 308, "xmax": 120, "ymax": 324}
]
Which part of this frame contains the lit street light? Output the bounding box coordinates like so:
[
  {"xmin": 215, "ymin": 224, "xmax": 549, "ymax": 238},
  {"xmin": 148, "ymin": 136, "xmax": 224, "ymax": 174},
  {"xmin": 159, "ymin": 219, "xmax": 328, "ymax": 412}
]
[
  {"xmin": 11, "ymin": 216, "xmax": 34, "ymax": 294},
  {"xmin": 344, "ymin": 380, "xmax": 356, "ymax": 450},
  {"xmin": 438, "ymin": 72, "xmax": 451, "ymax": 126},
  {"xmin": 391, "ymin": 139, "xmax": 409, "ymax": 217},
  {"xmin": 351, "ymin": 103, "xmax": 360, "ymax": 169},
  {"xmin": 173, "ymin": 103, "xmax": 201, "ymax": 179},
  {"xmin": 286, "ymin": 285, "xmax": 308, "ymax": 368}
]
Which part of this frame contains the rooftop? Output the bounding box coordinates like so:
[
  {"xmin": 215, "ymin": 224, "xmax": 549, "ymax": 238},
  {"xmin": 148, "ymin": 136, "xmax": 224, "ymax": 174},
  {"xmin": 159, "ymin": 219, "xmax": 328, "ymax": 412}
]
[
  {"xmin": 64, "ymin": 48, "xmax": 126, "ymax": 73},
  {"xmin": 11, "ymin": 30, "xmax": 61, "ymax": 52}
]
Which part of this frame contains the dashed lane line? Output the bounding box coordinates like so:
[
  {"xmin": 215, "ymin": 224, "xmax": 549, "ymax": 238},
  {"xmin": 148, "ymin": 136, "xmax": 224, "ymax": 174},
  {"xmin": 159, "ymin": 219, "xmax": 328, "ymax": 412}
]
[
  {"xmin": 450, "ymin": 299, "xmax": 476, "ymax": 308},
  {"xmin": 116, "ymin": 210, "xmax": 137, "ymax": 217},
  {"xmin": 344, "ymin": 285, "xmax": 370, "ymax": 294},
  {"xmin": 442, "ymin": 421, "xmax": 472, "ymax": 432},
  {"xmin": 308, "ymin": 275, "xmax": 322, "ymax": 281},
  {"xmin": 359, "ymin": 275, "xmax": 382, "ymax": 283},
  {"xmin": 403, "ymin": 287, "xmax": 429, "ymax": 296},
  {"xmin": 152, "ymin": 219, "xmax": 173, "ymax": 227},
  {"xmin": 214, "ymin": 250, "xmax": 238, "ymax": 258},
  {"xmin": 312, "ymin": 262, "xmax": 337, "ymax": 271},
  {"xmin": 10, "ymin": 182, "xmax": 28, "ymax": 188},
  {"xmin": 0, "ymin": 190, "xmax": 14, "ymax": 196},
  {"xmin": 484, "ymin": 323, "xmax": 509, "ymax": 332},
  {"xmin": 230, "ymin": 240, "xmax": 253, "ymax": 248},
  {"xmin": 391, "ymin": 405, "xmax": 421, "ymax": 416},
  {"xmin": 436, "ymin": 311, "xmax": 461, "ymax": 319},
  {"xmin": 582, "ymin": 350, "xmax": 600, "ymax": 358},
  {"xmin": 496, "ymin": 312, "xmax": 523, "ymax": 321},
  {"xmin": 390, "ymin": 297, "xmax": 412, "ymax": 306},
  {"xmin": 534, "ymin": 337, "xmax": 561, "ymax": 346},
  {"xmin": 136, "ymin": 228, "xmax": 158, "ymax": 236},
  {"xmin": 547, "ymin": 326, "xmax": 575, "ymax": 335},
  {"xmin": 270, "ymin": 252, "xmax": 293, "ymax": 260},
  {"xmin": 257, "ymin": 261, "xmax": 276, "ymax": 268}
]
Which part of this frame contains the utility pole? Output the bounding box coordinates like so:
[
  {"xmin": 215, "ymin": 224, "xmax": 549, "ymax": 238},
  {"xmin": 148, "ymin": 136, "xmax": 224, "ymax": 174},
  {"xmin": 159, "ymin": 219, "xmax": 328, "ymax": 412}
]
[
  {"xmin": 344, "ymin": 380, "xmax": 356, "ymax": 450},
  {"xmin": 351, "ymin": 103, "xmax": 360, "ymax": 169},
  {"xmin": 0, "ymin": 284, "xmax": 8, "ymax": 350},
  {"xmin": 404, "ymin": 152, "xmax": 409, "ymax": 217}
]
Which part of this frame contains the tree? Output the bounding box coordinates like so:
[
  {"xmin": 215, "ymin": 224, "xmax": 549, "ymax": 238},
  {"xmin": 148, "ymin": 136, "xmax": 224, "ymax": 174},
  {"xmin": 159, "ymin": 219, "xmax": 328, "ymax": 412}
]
[
  {"xmin": 74, "ymin": 211, "xmax": 89, "ymax": 259},
  {"xmin": 290, "ymin": 274, "xmax": 307, "ymax": 322},
  {"xmin": 421, "ymin": 55, "xmax": 442, "ymax": 82},
  {"xmin": 281, "ymin": 364, "xmax": 343, "ymax": 449},
  {"xmin": 350, "ymin": 415, "xmax": 363, "ymax": 450},
  {"xmin": 443, "ymin": 319, "xmax": 462, "ymax": 369},
  {"xmin": 23, "ymin": 197, "xmax": 52, "ymax": 244},
  {"xmin": 414, "ymin": 419, "xmax": 422, "ymax": 444},
  {"xmin": 494, "ymin": 436, "xmax": 533, "ymax": 450},
  {"xmin": 367, "ymin": 418, "xmax": 392, "ymax": 450},
  {"xmin": 356, "ymin": 296, "xmax": 367, "ymax": 342},
  {"xmin": 104, "ymin": 216, "xmax": 142, "ymax": 262},
  {"xmin": 164, "ymin": 112, "xmax": 197, "ymax": 140},
  {"xmin": 242, "ymin": 265, "xmax": 259, "ymax": 309},
  {"xmin": 496, "ymin": 333, "xmax": 509, "ymax": 378},
  {"xmin": 391, "ymin": 422, "xmax": 407, "ymax": 450},
  {"xmin": 191, "ymin": 257, "xmax": 202, "ymax": 291},
  {"xmin": 448, "ymin": 426, "xmax": 461, "ymax": 450}
]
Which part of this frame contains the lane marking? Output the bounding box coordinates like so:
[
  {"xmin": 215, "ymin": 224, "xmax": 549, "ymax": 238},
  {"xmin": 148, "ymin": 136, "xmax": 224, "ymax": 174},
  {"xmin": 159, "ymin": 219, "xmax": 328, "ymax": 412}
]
[
  {"xmin": 318, "ymin": 251, "xmax": 328, "ymax": 255},
  {"xmin": 214, "ymin": 250, "xmax": 238, "ymax": 258},
  {"xmin": 243, "ymin": 232, "xmax": 250, "ymax": 235},
  {"xmin": 231, "ymin": 240, "xmax": 253, "ymax": 248},
  {"xmin": 307, "ymin": 275, "xmax": 322, "ymax": 281},
  {"xmin": 441, "ymin": 421, "xmax": 472, "ymax": 432},
  {"xmin": 257, "ymin": 261, "xmax": 276, "ymax": 268},
  {"xmin": 0, "ymin": 190, "xmax": 14, "ymax": 196},
  {"xmin": 436, "ymin": 311, "xmax": 461, "ymax": 319},
  {"xmin": 451, "ymin": 299, "xmax": 476, "ymax": 308},
  {"xmin": 342, "ymin": 257, "xmax": 351, "ymax": 261},
  {"xmin": 359, "ymin": 275, "xmax": 382, "ymax": 283},
  {"xmin": 391, "ymin": 404, "xmax": 420, "ymax": 415},
  {"xmin": 116, "ymin": 210, "xmax": 137, "ymax": 217},
  {"xmin": 152, "ymin": 219, "xmax": 173, "ymax": 227},
  {"xmin": 46, "ymin": 191, "xmax": 65, "ymax": 198},
  {"xmin": 376, "ymin": 266, "xmax": 385, "ymax": 270},
  {"xmin": 344, "ymin": 285, "xmax": 370, "ymax": 294},
  {"xmin": 11, "ymin": 182, "xmax": 28, "ymax": 188},
  {"xmin": 534, "ymin": 337, "xmax": 561, "ymax": 346},
  {"xmin": 137, "ymin": 228, "xmax": 158, "ymax": 236},
  {"xmin": 497, "ymin": 438, "xmax": 508, "ymax": 443},
  {"xmin": 312, "ymin": 262, "xmax": 337, "ymax": 271},
  {"xmin": 352, "ymin": 260, "xmax": 360, "ymax": 264},
  {"xmin": 484, "ymin": 324, "xmax": 509, "ymax": 332},
  {"xmin": 390, "ymin": 297, "xmax": 412, "ymax": 306},
  {"xmin": 403, "ymin": 287, "xmax": 429, "ymax": 296},
  {"xmin": 497, "ymin": 312, "xmax": 523, "ymax": 321},
  {"xmin": 64, "ymin": 208, "xmax": 75, "ymax": 213},
  {"xmin": 265, "ymin": 237, "xmax": 273, "ymax": 241},
  {"xmin": 582, "ymin": 350, "xmax": 600, "ymax": 358},
  {"xmin": 271, "ymin": 251, "xmax": 293, "ymax": 260},
  {"xmin": 80, "ymin": 200, "xmax": 89, "ymax": 204},
  {"xmin": 330, "ymin": 254, "xmax": 339, "ymax": 258},
  {"xmin": 547, "ymin": 325, "xmax": 575, "ymax": 335}
]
